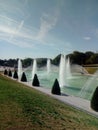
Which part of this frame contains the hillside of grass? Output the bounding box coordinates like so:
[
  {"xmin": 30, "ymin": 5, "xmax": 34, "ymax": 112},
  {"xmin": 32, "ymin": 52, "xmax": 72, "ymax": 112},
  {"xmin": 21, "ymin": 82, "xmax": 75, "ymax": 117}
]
[
  {"xmin": 85, "ymin": 67, "xmax": 98, "ymax": 74},
  {"xmin": 0, "ymin": 74, "xmax": 98, "ymax": 130}
]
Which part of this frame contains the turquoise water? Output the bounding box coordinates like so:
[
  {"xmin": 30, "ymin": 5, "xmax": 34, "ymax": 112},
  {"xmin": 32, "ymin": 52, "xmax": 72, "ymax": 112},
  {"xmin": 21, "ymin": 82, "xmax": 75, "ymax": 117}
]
[{"xmin": 25, "ymin": 68, "xmax": 98, "ymax": 100}]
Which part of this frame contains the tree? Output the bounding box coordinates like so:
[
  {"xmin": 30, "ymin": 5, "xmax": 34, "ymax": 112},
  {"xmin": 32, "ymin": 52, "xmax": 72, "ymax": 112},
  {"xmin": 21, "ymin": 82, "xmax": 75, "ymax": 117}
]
[
  {"xmin": 4, "ymin": 69, "xmax": 8, "ymax": 75},
  {"xmin": 13, "ymin": 70, "xmax": 18, "ymax": 79},
  {"xmin": 22, "ymin": 58, "xmax": 32, "ymax": 67},
  {"xmin": 91, "ymin": 86, "xmax": 98, "ymax": 111},
  {"xmin": 51, "ymin": 79, "xmax": 61, "ymax": 95},
  {"xmin": 8, "ymin": 69, "xmax": 12, "ymax": 77},
  {"xmin": 32, "ymin": 74, "xmax": 40, "ymax": 87},
  {"xmin": 52, "ymin": 54, "xmax": 61, "ymax": 65},
  {"xmin": 21, "ymin": 72, "xmax": 27, "ymax": 82}
]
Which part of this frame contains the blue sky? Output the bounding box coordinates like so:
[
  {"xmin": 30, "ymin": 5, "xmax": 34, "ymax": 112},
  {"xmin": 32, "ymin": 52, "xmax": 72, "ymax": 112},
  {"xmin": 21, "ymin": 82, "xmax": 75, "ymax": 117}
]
[{"xmin": 0, "ymin": 0, "xmax": 98, "ymax": 59}]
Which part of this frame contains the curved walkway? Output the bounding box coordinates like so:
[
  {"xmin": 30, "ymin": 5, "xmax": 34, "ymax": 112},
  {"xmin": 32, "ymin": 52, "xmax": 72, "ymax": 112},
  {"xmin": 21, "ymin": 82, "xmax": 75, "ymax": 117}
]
[{"xmin": 23, "ymin": 81, "xmax": 98, "ymax": 118}]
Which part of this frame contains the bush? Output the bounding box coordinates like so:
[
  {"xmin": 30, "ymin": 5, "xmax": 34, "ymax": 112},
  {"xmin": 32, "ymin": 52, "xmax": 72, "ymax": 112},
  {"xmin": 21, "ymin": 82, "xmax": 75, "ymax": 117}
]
[
  {"xmin": 91, "ymin": 86, "xmax": 98, "ymax": 111},
  {"xmin": 21, "ymin": 72, "xmax": 27, "ymax": 82},
  {"xmin": 4, "ymin": 69, "xmax": 8, "ymax": 75},
  {"xmin": 8, "ymin": 69, "xmax": 12, "ymax": 77},
  {"xmin": 32, "ymin": 74, "xmax": 40, "ymax": 87},
  {"xmin": 13, "ymin": 70, "xmax": 18, "ymax": 79},
  {"xmin": 51, "ymin": 79, "xmax": 61, "ymax": 95}
]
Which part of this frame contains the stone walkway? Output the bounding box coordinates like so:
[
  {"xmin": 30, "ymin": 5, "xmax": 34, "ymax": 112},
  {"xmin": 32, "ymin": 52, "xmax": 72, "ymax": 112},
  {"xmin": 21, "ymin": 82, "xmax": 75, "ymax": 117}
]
[{"xmin": 23, "ymin": 82, "xmax": 98, "ymax": 118}]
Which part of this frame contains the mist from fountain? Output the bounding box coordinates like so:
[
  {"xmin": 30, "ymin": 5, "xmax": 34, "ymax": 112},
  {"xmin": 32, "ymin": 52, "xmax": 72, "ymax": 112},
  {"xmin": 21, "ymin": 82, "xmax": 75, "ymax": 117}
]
[
  {"xmin": 79, "ymin": 70, "xmax": 98, "ymax": 99},
  {"xmin": 65, "ymin": 57, "xmax": 72, "ymax": 78},
  {"xmin": 32, "ymin": 59, "xmax": 37, "ymax": 79},
  {"xmin": 18, "ymin": 59, "xmax": 22, "ymax": 80},
  {"xmin": 47, "ymin": 59, "xmax": 51, "ymax": 74}
]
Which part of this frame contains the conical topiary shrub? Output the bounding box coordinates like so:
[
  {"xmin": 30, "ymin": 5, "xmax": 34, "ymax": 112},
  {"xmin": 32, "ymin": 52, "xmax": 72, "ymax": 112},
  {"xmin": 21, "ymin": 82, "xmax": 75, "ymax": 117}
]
[
  {"xmin": 32, "ymin": 74, "xmax": 40, "ymax": 87},
  {"xmin": 21, "ymin": 72, "xmax": 27, "ymax": 82},
  {"xmin": 13, "ymin": 70, "xmax": 18, "ymax": 79},
  {"xmin": 4, "ymin": 69, "xmax": 8, "ymax": 75},
  {"xmin": 51, "ymin": 79, "xmax": 61, "ymax": 95},
  {"xmin": 8, "ymin": 69, "xmax": 12, "ymax": 77},
  {"xmin": 91, "ymin": 86, "xmax": 98, "ymax": 111}
]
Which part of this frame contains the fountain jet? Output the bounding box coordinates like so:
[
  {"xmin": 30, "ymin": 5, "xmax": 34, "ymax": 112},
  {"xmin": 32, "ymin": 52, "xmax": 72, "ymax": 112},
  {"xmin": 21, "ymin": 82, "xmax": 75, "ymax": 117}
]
[
  {"xmin": 32, "ymin": 59, "xmax": 37, "ymax": 79},
  {"xmin": 65, "ymin": 57, "xmax": 72, "ymax": 78},
  {"xmin": 18, "ymin": 59, "xmax": 22, "ymax": 80},
  {"xmin": 47, "ymin": 58, "xmax": 51, "ymax": 74},
  {"xmin": 59, "ymin": 55, "xmax": 66, "ymax": 87},
  {"xmin": 59, "ymin": 55, "xmax": 72, "ymax": 87}
]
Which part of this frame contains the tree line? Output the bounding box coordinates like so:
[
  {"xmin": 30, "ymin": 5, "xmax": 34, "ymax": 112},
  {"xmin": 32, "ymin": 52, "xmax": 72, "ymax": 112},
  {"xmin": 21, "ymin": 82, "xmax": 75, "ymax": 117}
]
[
  {"xmin": 0, "ymin": 51, "xmax": 98, "ymax": 67},
  {"xmin": 52, "ymin": 51, "xmax": 98, "ymax": 66}
]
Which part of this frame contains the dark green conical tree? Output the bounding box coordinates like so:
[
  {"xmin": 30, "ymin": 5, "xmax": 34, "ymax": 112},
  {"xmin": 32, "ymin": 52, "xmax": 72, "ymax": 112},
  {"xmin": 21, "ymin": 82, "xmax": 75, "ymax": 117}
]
[
  {"xmin": 21, "ymin": 72, "xmax": 27, "ymax": 82},
  {"xmin": 8, "ymin": 69, "xmax": 12, "ymax": 77},
  {"xmin": 4, "ymin": 69, "xmax": 8, "ymax": 75},
  {"xmin": 13, "ymin": 70, "xmax": 18, "ymax": 79},
  {"xmin": 91, "ymin": 86, "xmax": 98, "ymax": 111},
  {"xmin": 32, "ymin": 74, "xmax": 40, "ymax": 87},
  {"xmin": 51, "ymin": 79, "xmax": 61, "ymax": 95}
]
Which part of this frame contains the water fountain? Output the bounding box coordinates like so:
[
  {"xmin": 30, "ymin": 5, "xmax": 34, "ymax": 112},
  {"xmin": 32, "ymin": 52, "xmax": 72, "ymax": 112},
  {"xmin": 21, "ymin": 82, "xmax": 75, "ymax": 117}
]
[
  {"xmin": 59, "ymin": 55, "xmax": 72, "ymax": 87},
  {"xmin": 32, "ymin": 59, "xmax": 37, "ymax": 79},
  {"xmin": 79, "ymin": 70, "xmax": 98, "ymax": 99},
  {"xmin": 20, "ymin": 54, "xmax": 98, "ymax": 100},
  {"xmin": 59, "ymin": 54, "xmax": 66, "ymax": 87},
  {"xmin": 47, "ymin": 58, "xmax": 51, "ymax": 74},
  {"xmin": 65, "ymin": 57, "xmax": 72, "ymax": 78},
  {"xmin": 18, "ymin": 59, "xmax": 22, "ymax": 80}
]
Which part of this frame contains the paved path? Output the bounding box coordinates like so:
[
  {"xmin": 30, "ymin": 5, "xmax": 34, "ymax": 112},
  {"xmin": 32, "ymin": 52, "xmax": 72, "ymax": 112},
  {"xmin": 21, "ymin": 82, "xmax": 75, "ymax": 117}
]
[{"xmin": 22, "ymin": 81, "xmax": 98, "ymax": 118}]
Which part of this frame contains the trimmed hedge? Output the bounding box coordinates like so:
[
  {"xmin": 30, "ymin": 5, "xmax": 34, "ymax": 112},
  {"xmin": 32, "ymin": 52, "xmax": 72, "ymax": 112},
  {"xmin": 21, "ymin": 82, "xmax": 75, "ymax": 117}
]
[
  {"xmin": 21, "ymin": 72, "xmax": 27, "ymax": 82},
  {"xmin": 91, "ymin": 86, "xmax": 98, "ymax": 111},
  {"xmin": 13, "ymin": 70, "xmax": 18, "ymax": 79},
  {"xmin": 8, "ymin": 69, "xmax": 12, "ymax": 77},
  {"xmin": 4, "ymin": 69, "xmax": 8, "ymax": 75},
  {"xmin": 51, "ymin": 79, "xmax": 61, "ymax": 95},
  {"xmin": 32, "ymin": 74, "xmax": 40, "ymax": 87}
]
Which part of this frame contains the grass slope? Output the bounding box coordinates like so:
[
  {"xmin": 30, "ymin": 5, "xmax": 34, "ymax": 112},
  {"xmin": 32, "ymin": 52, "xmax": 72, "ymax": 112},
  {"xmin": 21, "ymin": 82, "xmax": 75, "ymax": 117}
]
[{"xmin": 0, "ymin": 74, "xmax": 98, "ymax": 130}]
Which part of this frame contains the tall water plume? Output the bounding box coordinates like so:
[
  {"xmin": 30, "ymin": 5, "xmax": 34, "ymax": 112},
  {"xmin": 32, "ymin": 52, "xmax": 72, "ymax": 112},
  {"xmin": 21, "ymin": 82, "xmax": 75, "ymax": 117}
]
[
  {"xmin": 18, "ymin": 59, "xmax": 22, "ymax": 80},
  {"xmin": 65, "ymin": 57, "xmax": 72, "ymax": 78},
  {"xmin": 32, "ymin": 59, "xmax": 37, "ymax": 79},
  {"xmin": 47, "ymin": 58, "xmax": 51, "ymax": 74},
  {"xmin": 59, "ymin": 54, "xmax": 66, "ymax": 87}
]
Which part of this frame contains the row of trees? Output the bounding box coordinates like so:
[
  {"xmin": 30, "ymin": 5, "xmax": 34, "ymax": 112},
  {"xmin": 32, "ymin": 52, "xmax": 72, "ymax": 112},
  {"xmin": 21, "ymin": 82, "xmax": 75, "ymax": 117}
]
[
  {"xmin": 67, "ymin": 51, "xmax": 98, "ymax": 65},
  {"xmin": 1, "ymin": 51, "xmax": 98, "ymax": 67},
  {"xmin": 52, "ymin": 51, "xmax": 98, "ymax": 65},
  {"xmin": 0, "ymin": 58, "xmax": 47, "ymax": 68}
]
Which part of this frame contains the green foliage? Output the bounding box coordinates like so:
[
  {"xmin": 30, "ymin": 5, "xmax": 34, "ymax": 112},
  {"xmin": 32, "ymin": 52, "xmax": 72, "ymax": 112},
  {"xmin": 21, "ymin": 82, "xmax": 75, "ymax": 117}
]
[
  {"xmin": 13, "ymin": 70, "xmax": 18, "ymax": 79},
  {"xmin": 36, "ymin": 58, "xmax": 47, "ymax": 67},
  {"xmin": 22, "ymin": 58, "xmax": 32, "ymax": 67},
  {"xmin": 4, "ymin": 69, "xmax": 8, "ymax": 75},
  {"xmin": 51, "ymin": 79, "xmax": 61, "ymax": 95},
  {"xmin": 52, "ymin": 54, "xmax": 61, "ymax": 65},
  {"xmin": 1, "ymin": 51, "xmax": 98, "ymax": 67},
  {"xmin": 66, "ymin": 51, "xmax": 98, "ymax": 65},
  {"xmin": 21, "ymin": 72, "xmax": 27, "ymax": 82},
  {"xmin": 32, "ymin": 74, "xmax": 40, "ymax": 87},
  {"xmin": 8, "ymin": 69, "xmax": 12, "ymax": 77},
  {"xmin": 91, "ymin": 86, "xmax": 98, "ymax": 111}
]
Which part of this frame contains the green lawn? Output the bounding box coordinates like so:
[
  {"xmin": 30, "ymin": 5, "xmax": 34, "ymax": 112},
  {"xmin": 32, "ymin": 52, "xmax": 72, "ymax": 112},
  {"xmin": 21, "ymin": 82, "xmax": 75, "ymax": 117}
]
[{"xmin": 0, "ymin": 74, "xmax": 98, "ymax": 130}]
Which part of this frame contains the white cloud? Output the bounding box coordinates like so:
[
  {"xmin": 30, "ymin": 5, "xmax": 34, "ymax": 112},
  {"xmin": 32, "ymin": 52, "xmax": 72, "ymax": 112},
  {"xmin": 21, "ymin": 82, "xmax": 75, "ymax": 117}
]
[
  {"xmin": 0, "ymin": 15, "xmax": 38, "ymax": 47},
  {"xmin": 0, "ymin": 1, "xmax": 61, "ymax": 48},
  {"xmin": 36, "ymin": 11, "xmax": 59, "ymax": 41},
  {"xmin": 83, "ymin": 37, "xmax": 91, "ymax": 40}
]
